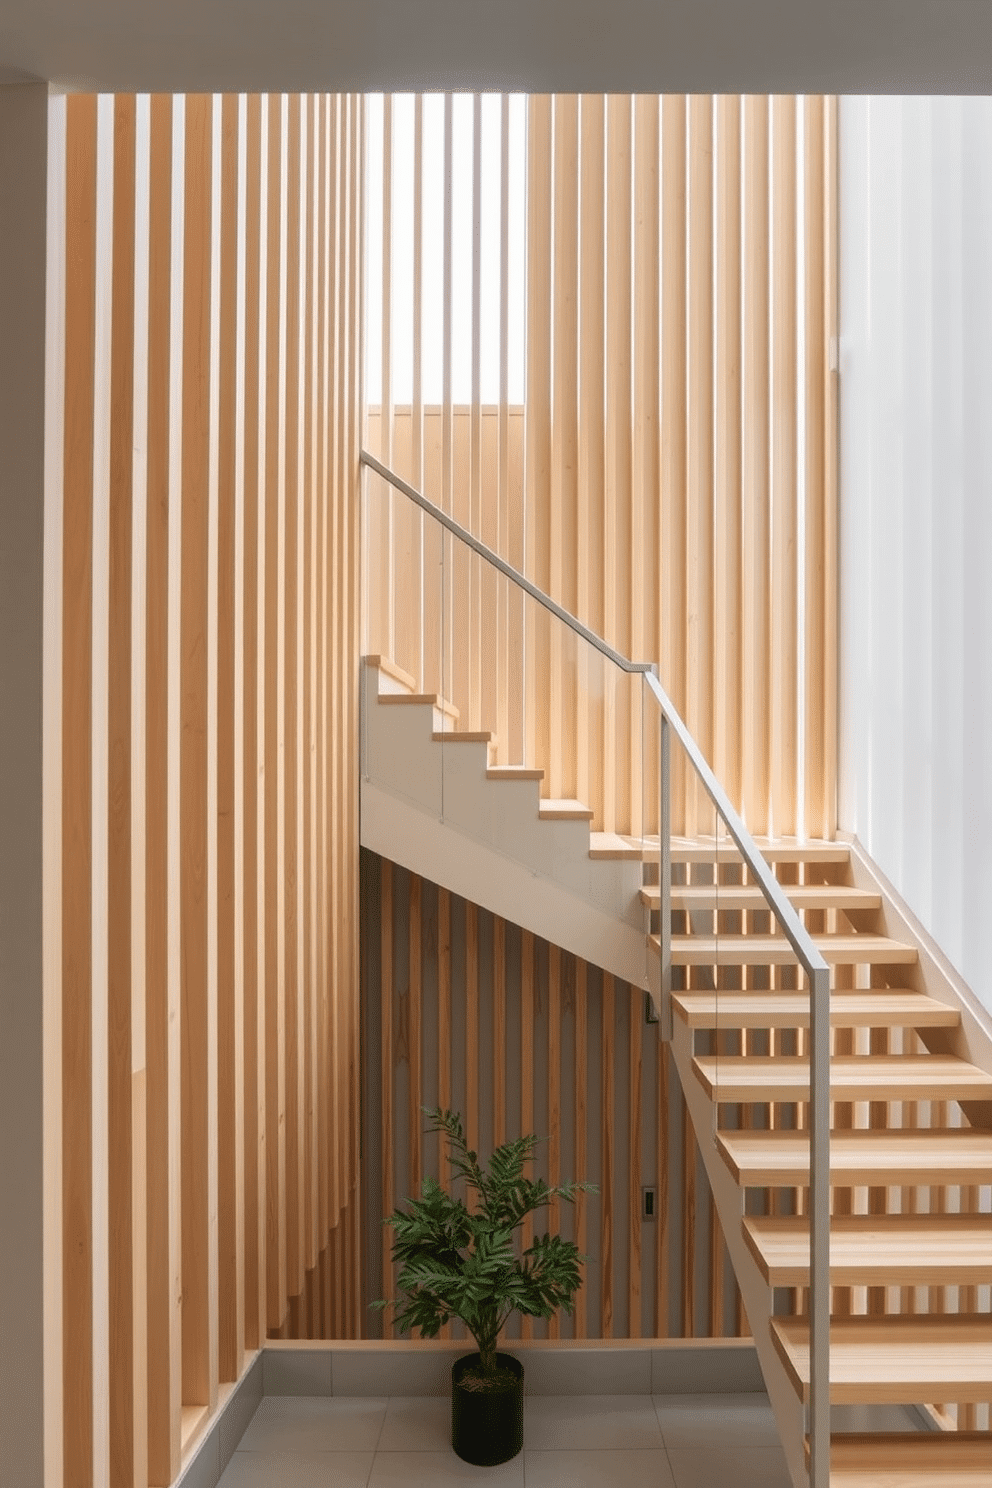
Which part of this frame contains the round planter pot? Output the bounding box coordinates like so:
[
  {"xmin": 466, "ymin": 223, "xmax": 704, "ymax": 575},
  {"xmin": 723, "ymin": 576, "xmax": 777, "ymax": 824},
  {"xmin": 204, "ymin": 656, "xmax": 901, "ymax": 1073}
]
[{"xmin": 451, "ymin": 1351, "xmax": 524, "ymax": 1466}]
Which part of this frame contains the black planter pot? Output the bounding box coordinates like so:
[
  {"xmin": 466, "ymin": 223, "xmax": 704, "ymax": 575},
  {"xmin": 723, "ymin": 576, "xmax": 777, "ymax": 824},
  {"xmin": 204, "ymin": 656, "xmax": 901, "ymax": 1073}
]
[{"xmin": 451, "ymin": 1351, "xmax": 524, "ymax": 1465}]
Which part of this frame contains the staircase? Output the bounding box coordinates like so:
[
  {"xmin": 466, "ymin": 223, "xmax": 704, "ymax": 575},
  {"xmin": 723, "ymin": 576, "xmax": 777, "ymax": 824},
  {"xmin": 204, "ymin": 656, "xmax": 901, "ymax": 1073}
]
[{"xmin": 360, "ymin": 454, "xmax": 991, "ymax": 1488}]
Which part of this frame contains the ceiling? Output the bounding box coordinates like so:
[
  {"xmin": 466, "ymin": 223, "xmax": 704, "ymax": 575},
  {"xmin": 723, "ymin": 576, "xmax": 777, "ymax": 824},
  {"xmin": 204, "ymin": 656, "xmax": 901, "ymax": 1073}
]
[{"xmin": 2, "ymin": 0, "xmax": 992, "ymax": 95}]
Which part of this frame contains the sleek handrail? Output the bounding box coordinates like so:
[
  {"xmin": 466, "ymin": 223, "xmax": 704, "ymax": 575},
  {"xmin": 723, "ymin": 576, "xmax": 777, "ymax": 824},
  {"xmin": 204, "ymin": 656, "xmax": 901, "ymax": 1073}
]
[
  {"xmin": 362, "ymin": 450, "xmax": 827, "ymax": 976},
  {"xmin": 361, "ymin": 450, "xmax": 654, "ymax": 680},
  {"xmin": 363, "ymin": 447, "xmax": 830, "ymax": 1486}
]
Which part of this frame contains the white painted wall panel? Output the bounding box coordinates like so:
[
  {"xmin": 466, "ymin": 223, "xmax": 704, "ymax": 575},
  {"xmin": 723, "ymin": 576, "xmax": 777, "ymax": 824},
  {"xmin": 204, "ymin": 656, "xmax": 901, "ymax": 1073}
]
[{"xmin": 840, "ymin": 96, "xmax": 992, "ymax": 1013}]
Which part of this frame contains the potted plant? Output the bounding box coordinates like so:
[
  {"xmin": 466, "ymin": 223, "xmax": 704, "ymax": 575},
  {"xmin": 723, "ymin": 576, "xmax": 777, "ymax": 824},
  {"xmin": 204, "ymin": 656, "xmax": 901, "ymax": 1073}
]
[{"xmin": 373, "ymin": 1106, "xmax": 596, "ymax": 1465}]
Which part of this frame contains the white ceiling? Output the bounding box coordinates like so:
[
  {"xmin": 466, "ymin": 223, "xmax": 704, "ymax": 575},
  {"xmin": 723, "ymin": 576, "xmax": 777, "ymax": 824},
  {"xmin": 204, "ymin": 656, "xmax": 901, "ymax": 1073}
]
[{"xmin": 2, "ymin": 0, "xmax": 992, "ymax": 95}]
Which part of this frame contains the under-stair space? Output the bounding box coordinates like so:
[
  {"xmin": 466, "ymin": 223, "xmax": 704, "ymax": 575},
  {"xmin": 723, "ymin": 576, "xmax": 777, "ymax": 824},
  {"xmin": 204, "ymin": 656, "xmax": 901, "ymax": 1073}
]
[{"xmin": 654, "ymin": 838, "xmax": 992, "ymax": 1488}]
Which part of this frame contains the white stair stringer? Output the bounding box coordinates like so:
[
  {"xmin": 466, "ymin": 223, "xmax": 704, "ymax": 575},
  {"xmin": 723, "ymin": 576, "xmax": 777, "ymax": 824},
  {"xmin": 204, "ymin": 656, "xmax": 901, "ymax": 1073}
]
[
  {"xmin": 669, "ymin": 1012, "xmax": 810, "ymax": 1488},
  {"xmin": 361, "ymin": 659, "xmax": 648, "ymax": 988}
]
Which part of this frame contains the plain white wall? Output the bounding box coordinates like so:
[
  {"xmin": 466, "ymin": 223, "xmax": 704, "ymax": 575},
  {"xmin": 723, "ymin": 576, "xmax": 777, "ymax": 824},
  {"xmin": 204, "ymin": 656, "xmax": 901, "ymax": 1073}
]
[{"xmin": 839, "ymin": 96, "xmax": 992, "ymax": 1014}]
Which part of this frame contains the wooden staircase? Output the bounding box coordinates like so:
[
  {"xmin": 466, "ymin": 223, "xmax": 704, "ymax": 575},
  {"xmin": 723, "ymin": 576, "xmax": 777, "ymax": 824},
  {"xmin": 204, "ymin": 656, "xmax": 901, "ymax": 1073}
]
[{"xmin": 655, "ymin": 836, "xmax": 992, "ymax": 1486}]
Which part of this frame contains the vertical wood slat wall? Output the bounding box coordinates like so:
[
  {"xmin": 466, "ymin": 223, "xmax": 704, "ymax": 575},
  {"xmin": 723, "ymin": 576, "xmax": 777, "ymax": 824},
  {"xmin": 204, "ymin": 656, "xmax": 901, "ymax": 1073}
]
[
  {"xmin": 47, "ymin": 92, "xmax": 363, "ymax": 1488},
  {"xmin": 365, "ymin": 93, "xmax": 839, "ymax": 840},
  {"xmin": 362, "ymin": 851, "xmax": 744, "ymax": 1343}
]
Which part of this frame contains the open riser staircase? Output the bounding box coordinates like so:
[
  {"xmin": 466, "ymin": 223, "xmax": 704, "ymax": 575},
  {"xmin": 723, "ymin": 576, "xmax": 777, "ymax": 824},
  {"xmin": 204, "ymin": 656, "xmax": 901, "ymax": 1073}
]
[{"xmin": 360, "ymin": 459, "xmax": 992, "ymax": 1488}]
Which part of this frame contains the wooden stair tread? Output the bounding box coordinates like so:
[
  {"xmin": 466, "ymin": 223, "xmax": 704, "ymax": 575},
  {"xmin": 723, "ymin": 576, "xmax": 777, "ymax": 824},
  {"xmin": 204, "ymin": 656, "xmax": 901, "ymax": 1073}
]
[
  {"xmin": 717, "ymin": 1128, "xmax": 992, "ymax": 1187},
  {"xmin": 539, "ymin": 798, "xmax": 594, "ymax": 820},
  {"xmin": 363, "ymin": 653, "xmax": 417, "ymax": 691},
  {"xmin": 664, "ymin": 933, "xmax": 917, "ymax": 966},
  {"xmin": 645, "ymin": 883, "xmax": 881, "ymax": 912},
  {"xmin": 589, "ymin": 832, "xmax": 643, "ymax": 860},
  {"xmin": 672, "ymin": 989, "xmax": 958, "ymax": 1030},
  {"xmin": 813, "ymin": 1433, "xmax": 992, "ymax": 1487},
  {"xmin": 431, "ymin": 730, "xmax": 493, "ymax": 743},
  {"xmin": 670, "ymin": 835, "xmax": 851, "ymax": 865},
  {"xmin": 693, "ymin": 1053, "xmax": 992, "ymax": 1102},
  {"xmin": 381, "ymin": 691, "xmax": 459, "ymax": 720},
  {"xmin": 745, "ymin": 1213, "xmax": 992, "ymax": 1286},
  {"xmin": 771, "ymin": 1313, "xmax": 992, "ymax": 1404},
  {"xmin": 487, "ymin": 765, "xmax": 544, "ymax": 781}
]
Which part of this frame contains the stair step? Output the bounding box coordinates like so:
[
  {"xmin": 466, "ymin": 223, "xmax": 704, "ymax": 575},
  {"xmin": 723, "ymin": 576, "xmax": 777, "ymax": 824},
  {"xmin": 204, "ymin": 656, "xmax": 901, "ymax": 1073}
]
[
  {"xmin": 363, "ymin": 653, "xmax": 417, "ymax": 692},
  {"xmin": 717, "ymin": 1128, "xmax": 992, "ymax": 1188},
  {"xmin": 660, "ymin": 933, "xmax": 917, "ymax": 966},
  {"xmin": 589, "ymin": 832, "xmax": 644, "ymax": 861},
  {"xmin": 693, "ymin": 1053, "xmax": 992, "ymax": 1103},
  {"xmin": 380, "ymin": 691, "xmax": 459, "ymax": 720},
  {"xmin": 745, "ymin": 1213, "xmax": 992, "ymax": 1287},
  {"xmin": 539, "ymin": 798, "xmax": 594, "ymax": 821},
  {"xmin": 645, "ymin": 883, "xmax": 881, "ymax": 913},
  {"xmin": 670, "ymin": 836, "xmax": 851, "ymax": 866},
  {"xmin": 431, "ymin": 730, "xmax": 494, "ymax": 744},
  {"xmin": 771, "ymin": 1313, "xmax": 992, "ymax": 1404},
  {"xmin": 809, "ymin": 1433, "xmax": 992, "ymax": 1487},
  {"xmin": 487, "ymin": 766, "xmax": 544, "ymax": 781},
  {"xmin": 672, "ymin": 989, "xmax": 958, "ymax": 1031}
]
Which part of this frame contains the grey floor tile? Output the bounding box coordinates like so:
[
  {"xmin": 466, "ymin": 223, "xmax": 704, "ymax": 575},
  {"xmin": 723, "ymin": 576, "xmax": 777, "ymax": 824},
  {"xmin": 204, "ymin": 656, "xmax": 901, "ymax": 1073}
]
[
  {"xmin": 524, "ymin": 1448, "xmax": 677, "ymax": 1488},
  {"xmin": 377, "ymin": 1396, "xmax": 452, "ymax": 1451},
  {"xmin": 237, "ymin": 1396, "xmax": 388, "ymax": 1453},
  {"xmin": 666, "ymin": 1445, "xmax": 793, "ymax": 1488},
  {"xmin": 653, "ymin": 1392, "xmax": 780, "ymax": 1449},
  {"xmin": 218, "ymin": 1451, "xmax": 374, "ymax": 1488},
  {"xmin": 367, "ymin": 1451, "xmax": 524, "ymax": 1486},
  {"xmin": 522, "ymin": 1396, "xmax": 664, "ymax": 1451}
]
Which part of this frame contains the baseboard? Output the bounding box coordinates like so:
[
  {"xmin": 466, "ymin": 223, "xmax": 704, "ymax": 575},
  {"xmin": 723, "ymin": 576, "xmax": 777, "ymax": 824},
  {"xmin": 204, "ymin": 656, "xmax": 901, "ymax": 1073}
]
[{"xmin": 174, "ymin": 1352, "xmax": 263, "ymax": 1488}]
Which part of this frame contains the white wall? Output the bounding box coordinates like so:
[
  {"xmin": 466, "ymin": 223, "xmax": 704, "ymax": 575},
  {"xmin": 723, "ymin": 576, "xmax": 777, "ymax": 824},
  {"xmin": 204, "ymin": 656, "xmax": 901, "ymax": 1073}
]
[{"xmin": 839, "ymin": 96, "xmax": 992, "ymax": 1014}]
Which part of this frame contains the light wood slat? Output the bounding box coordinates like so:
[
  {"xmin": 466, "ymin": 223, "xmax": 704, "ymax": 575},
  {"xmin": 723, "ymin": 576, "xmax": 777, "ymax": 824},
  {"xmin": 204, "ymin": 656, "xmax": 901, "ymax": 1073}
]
[
  {"xmin": 180, "ymin": 90, "xmax": 216, "ymax": 1409},
  {"xmin": 816, "ymin": 1432, "xmax": 992, "ymax": 1488},
  {"xmin": 694, "ymin": 1054, "xmax": 992, "ymax": 1103},
  {"xmin": 770, "ymin": 94, "xmax": 798, "ymax": 837},
  {"xmin": 647, "ymin": 882, "xmax": 879, "ymax": 912},
  {"xmin": 63, "ymin": 91, "xmax": 97, "ymax": 1488},
  {"xmin": 601, "ymin": 972, "xmax": 614, "ymax": 1338},
  {"xmin": 578, "ymin": 95, "xmax": 605, "ymax": 820},
  {"xmin": 283, "ymin": 93, "xmax": 303, "ymax": 1309},
  {"xmin": 470, "ymin": 93, "xmax": 483, "ymax": 733},
  {"xmin": 546, "ymin": 944, "xmax": 561, "ymax": 1337},
  {"xmin": 632, "ymin": 93, "xmax": 659, "ymax": 831},
  {"xmin": 804, "ymin": 94, "xmax": 829, "ymax": 839},
  {"xmin": 686, "ymin": 93, "xmax": 714, "ymax": 831},
  {"xmin": 302, "ymin": 93, "xmax": 318, "ymax": 1279},
  {"xmin": 108, "ymin": 91, "xmax": 138, "ymax": 1488},
  {"xmin": 263, "ymin": 90, "xmax": 285, "ymax": 1334},
  {"xmin": 144, "ymin": 90, "xmax": 182, "ymax": 1486},
  {"xmin": 550, "ymin": 95, "xmax": 578, "ymax": 807},
  {"xmin": 656, "ymin": 1039, "xmax": 670, "ymax": 1338},
  {"xmin": 380, "ymin": 859, "xmax": 393, "ymax": 1336},
  {"xmin": 628, "ymin": 986, "xmax": 642, "ymax": 1339},
  {"xmin": 682, "ymin": 1081, "xmax": 695, "ymax": 1339},
  {"xmin": 408, "ymin": 875, "xmax": 422, "ymax": 1192},
  {"xmin": 574, "ymin": 959, "xmax": 588, "ymax": 1338},
  {"xmin": 493, "ymin": 917, "xmax": 506, "ymax": 1147},
  {"xmin": 772, "ymin": 1313, "xmax": 992, "ymax": 1404},
  {"xmin": 216, "ymin": 89, "xmax": 244, "ymax": 1387},
  {"xmin": 822, "ymin": 94, "xmax": 840, "ymax": 841},
  {"xmin": 672, "ymin": 990, "xmax": 957, "ymax": 1030},
  {"xmin": 664, "ymin": 933, "xmax": 917, "ymax": 966},
  {"xmin": 660, "ymin": 95, "xmax": 687, "ymax": 837},
  {"xmin": 465, "ymin": 901, "xmax": 479, "ymax": 1159},
  {"xmin": 714, "ymin": 93, "xmax": 742, "ymax": 811},
  {"xmin": 742, "ymin": 93, "xmax": 771, "ymax": 832},
  {"xmin": 437, "ymin": 887, "xmax": 451, "ymax": 1115},
  {"xmin": 519, "ymin": 928, "xmax": 534, "ymax": 1340},
  {"xmin": 746, "ymin": 1213, "xmax": 992, "ymax": 1287},
  {"xmin": 525, "ymin": 94, "xmax": 552, "ymax": 790}
]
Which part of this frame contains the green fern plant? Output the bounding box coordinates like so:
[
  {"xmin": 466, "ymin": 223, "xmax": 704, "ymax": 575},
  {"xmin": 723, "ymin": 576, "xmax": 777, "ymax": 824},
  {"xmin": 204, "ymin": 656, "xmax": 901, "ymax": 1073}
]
[{"xmin": 373, "ymin": 1107, "xmax": 596, "ymax": 1379}]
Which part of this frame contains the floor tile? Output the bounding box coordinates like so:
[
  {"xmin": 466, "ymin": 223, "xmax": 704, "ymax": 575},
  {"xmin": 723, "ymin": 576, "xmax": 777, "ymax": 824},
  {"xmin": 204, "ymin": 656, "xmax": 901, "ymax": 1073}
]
[
  {"xmin": 217, "ymin": 1450, "xmax": 374, "ymax": 1488},
  {"xmin": 524, "ymin": 1447, "xmax": 677, "ymax": 1487},
  {"xmin": 522, "ymin": 1395, "xmax": 664, "ymax": 1451},
  {"xmin": 653, "ymin": 1392, "xmax": 779, "ymax": 1448},
  {"xmin": 367, "ymin": 1450, "xmax": 524, "ymax": 1486},
  {"xmin": 377, "ymin": 1396, "xmax": 452, "ymax": 1451},
  {"xmin": 236, "ymin": 1396, "xmax": 388, "ymax": 1453},
  {"xmin": 666, "ymin": 1445, "xmax": 793, "ymax": 1488}
]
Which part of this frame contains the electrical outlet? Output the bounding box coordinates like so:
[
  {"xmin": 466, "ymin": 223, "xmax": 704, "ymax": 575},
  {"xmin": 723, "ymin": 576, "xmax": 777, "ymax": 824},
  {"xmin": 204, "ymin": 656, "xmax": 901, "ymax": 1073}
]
[
  {"xmin": 642, "ymin": 1186, "xmax": 656, "ymax": 1220},
  {"xmin": 645, "ymin": 992, "xmax": 659, "ymax": 1025}
]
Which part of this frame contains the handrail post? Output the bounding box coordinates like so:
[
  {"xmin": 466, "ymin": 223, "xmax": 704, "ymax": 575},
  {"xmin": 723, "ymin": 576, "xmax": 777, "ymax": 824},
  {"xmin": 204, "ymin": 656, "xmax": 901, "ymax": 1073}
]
[
  {"xmin": 659, "ymin": 716, "xmax": 672, "ymax": 1042},
  {"xmin": 808, "ymin": 962, "xmax": 831, "ymax": 1488}
]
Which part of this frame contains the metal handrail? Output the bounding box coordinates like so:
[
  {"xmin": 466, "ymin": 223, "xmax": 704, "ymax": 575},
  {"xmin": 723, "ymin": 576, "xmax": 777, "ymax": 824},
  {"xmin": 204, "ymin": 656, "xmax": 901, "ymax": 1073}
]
[{"xmin": 362, "ymin": 446, "xmax": 831, "ymax": 1488}]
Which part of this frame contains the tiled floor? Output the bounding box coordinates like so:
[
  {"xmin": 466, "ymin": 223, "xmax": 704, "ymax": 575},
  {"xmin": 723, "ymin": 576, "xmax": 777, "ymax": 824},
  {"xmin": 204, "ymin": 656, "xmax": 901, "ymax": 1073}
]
[{"xmin": 217, "ymin": 1391, "xmax": 793, "ymax": 1487}]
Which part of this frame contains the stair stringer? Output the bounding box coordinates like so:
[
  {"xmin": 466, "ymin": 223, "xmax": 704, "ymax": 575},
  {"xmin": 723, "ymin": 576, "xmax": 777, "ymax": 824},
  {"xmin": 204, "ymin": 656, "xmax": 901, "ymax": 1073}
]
[
  {"xmin": 669, "ymin": 1014, "xmax": 810, "ymax": 1488},
  {"xmin": 362, "ymin": 776, "xmax": 649, "ymax": 987}
]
